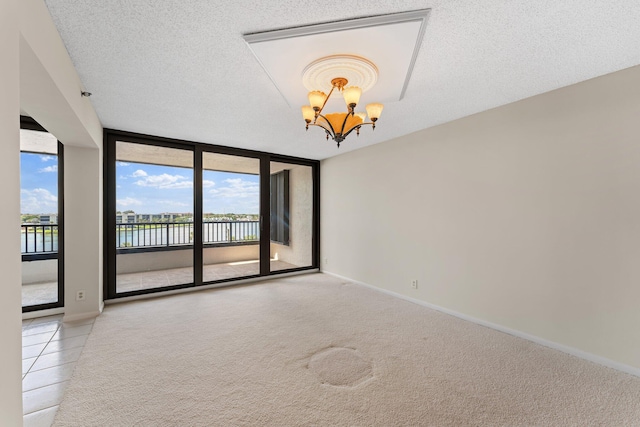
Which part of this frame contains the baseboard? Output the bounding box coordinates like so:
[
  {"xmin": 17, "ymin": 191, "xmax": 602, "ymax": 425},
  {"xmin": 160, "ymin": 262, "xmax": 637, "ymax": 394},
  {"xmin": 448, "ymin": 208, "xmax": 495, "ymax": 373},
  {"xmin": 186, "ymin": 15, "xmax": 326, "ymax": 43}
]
[
  {"xmin": 22, "ymin": 302, "xmax": 105, "ymax": 322},
  {"xmin": 63, "ymin": 310, "xmax": 101, "ymax": 323},
  {"xmin": 322, "ymin": 270, "xmax": 640, "ymax": 378},
  {"xmin": 22, "ymin": 307, "xmax": 64, "ymax": 320}
]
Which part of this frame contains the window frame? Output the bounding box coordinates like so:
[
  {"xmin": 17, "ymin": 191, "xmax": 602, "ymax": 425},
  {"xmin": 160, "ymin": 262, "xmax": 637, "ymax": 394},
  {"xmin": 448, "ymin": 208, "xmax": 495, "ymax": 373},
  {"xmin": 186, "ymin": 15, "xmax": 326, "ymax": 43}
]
[
  {"xmin": 20, "ymin": 116, "xmax": 65, "ymax": 313},
  {"xmin": 103, "ymin": 128, "xmax": 319, "ymax": 300}
]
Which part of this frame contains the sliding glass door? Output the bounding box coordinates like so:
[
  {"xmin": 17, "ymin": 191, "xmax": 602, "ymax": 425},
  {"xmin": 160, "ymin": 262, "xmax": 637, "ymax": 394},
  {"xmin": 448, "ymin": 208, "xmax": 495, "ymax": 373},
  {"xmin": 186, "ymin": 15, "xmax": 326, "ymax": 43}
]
[
  {"xmin": 114, "ymin": 141, "xmax": 194, "ymax": 294},
  {"xmin": 104, "ymin": 130, "xmax": 319, "ymax": 300},
  {"xmin": 201, "ymin": 152, "xmax": 260, "ymax": 282}
]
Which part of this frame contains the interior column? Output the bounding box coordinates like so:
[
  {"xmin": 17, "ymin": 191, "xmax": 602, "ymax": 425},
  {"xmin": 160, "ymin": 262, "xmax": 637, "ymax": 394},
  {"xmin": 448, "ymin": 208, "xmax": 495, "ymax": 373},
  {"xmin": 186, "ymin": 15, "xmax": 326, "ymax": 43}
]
[
  {"xmin": 64, "ymin": 145, "xmax": 104, "ymax": 320},
  {"xmin": 0, "ymin": 0, "xmax": 24, "ymax": 422}
]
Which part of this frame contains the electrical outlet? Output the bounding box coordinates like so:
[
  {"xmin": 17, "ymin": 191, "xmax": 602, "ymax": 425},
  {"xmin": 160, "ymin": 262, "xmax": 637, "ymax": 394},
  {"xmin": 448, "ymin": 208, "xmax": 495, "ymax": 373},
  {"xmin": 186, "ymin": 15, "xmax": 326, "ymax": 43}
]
[
  {"xmin": 411, "ymin": 280, "xmax": 418, "ymax": 289},
  {"xmin": 324, "ymin": 257, "xmax": 328, "ymax": 265},
  {"xmin": 76, "ymin": 290, "xmax": 86, "ymax": 301}
]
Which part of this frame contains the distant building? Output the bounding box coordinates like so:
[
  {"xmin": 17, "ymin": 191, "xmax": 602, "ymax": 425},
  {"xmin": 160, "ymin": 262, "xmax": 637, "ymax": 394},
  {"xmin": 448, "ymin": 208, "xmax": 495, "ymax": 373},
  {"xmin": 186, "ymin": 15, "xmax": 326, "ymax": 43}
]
[
  {"xmin": 115, "ymin": 212, "xmax": 178, "ymax": 223},
  {"xmin": 116, "ymin": 213, "xmax": 137, "ymax": 224},
  {"xmin": 150, "ymin": 213, "xmax": 176, "ymax": 222},
  {"xmin": 39, "ymin": 214, "xmax": 58, "ymax": 224}
]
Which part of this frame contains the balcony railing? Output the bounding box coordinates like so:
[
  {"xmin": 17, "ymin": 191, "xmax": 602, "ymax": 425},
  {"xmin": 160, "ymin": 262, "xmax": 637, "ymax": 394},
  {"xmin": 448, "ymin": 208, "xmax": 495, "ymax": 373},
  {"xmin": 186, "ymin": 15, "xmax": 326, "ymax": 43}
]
[
  {"xmin": 116, "ymin": 221, "xmax": 259, "ymax": 249},
  {"xmin": 21, "ymin": 221, "xmax": 260, "ymax": 254},
  {"xmin": 21, "ymin": 224, "xmax": 58, "ymax": 254}
]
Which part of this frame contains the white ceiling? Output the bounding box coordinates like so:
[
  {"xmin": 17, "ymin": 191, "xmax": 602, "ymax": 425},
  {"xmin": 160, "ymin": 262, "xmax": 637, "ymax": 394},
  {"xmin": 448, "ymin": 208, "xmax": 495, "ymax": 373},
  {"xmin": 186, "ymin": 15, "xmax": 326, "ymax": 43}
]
[
  {"xmin": 43, "ymin": 1, "xmax": 640, "ymax": 161},
  {"xmin": 20, "ymin": 129, "xmax": 58, "ymax": 154},
  {"xmin": 244, "ymin": 10, "xmax": 429, "ymax": 107}
]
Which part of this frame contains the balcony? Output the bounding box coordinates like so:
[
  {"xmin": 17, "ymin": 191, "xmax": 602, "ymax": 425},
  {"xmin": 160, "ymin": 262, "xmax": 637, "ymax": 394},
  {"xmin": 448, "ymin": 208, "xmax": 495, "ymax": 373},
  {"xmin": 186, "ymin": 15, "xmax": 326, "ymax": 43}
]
[
  {"xmin": 22, "ymin": 225, "xmax": 59, "ymax": 307},
  {"xmin": 116, "ymin": 220, "xmax": 260, "ymax": 248},
  {"xmin": 22, "ymin": 221, "xmax": 301, "ymax": 305}
]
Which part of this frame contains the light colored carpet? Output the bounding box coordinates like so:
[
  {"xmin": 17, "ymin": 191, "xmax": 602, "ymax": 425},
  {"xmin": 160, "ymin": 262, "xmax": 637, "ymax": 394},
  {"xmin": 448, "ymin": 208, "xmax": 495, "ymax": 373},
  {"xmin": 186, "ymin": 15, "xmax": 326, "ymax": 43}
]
[{"xmin": 54, "ymin": 273, "xmax": 640, "ymax": 426}]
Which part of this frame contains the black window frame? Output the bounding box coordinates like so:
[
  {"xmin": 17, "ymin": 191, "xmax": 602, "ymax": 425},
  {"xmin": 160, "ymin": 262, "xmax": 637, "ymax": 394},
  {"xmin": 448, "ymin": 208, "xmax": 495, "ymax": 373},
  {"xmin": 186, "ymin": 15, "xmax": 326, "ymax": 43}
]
[
  {"xmin": 20, "ymin": 116, "xmax": 65, "ymax": 313},
  {"xmin": 103, "ymin": 128, "xmax": 319, "ymax": 301}
]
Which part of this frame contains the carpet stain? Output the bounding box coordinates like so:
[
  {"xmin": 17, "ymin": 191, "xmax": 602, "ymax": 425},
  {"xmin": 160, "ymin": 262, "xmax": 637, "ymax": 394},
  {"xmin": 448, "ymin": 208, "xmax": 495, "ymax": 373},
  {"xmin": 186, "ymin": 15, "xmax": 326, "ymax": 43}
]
[{"xmin": 308, "ymin": 346, "xmax": 373, "ymax": 387}]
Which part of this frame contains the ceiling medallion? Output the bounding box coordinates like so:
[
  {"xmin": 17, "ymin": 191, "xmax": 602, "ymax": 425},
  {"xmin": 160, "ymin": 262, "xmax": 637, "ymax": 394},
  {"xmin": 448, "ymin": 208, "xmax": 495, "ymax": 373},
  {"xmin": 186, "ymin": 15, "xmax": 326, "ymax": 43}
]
[
  {"xmin": 300, "ymin": 55, "xmax": 383, "ymax": 148},
  {"xmin": 302, "ymin": 55, "xmax": 378, "ymax": 94}
]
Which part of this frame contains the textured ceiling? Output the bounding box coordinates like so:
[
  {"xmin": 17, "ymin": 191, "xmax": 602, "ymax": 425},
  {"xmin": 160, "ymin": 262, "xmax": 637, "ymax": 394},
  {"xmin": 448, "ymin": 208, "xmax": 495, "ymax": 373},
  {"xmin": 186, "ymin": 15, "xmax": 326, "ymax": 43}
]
[
  {"xmin": 243, "ymin": 11, "xmax": 429, "ymax": 106},
  {"xmin": 43, "ymin": 1, "xmax": 640, "ymax": 160}
]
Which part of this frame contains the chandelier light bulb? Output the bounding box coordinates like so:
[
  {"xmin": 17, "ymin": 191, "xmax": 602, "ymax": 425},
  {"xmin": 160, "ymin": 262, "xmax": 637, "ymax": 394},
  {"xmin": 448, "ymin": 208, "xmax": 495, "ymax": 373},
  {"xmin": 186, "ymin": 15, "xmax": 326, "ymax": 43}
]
[
  {"xmin": 365, "ymin": 103, "xmax": 384, "ymax": 121},
  {"xmin": 342, "ymin": 86, "xmax": 362, "ymax": 110},
  {"xmin": 301, "ymin": 106, "xmax": 315, "ymax": 123},
  {"xmin": 308, "ymin": 91, "xmax": 327, "ymax": 111}
]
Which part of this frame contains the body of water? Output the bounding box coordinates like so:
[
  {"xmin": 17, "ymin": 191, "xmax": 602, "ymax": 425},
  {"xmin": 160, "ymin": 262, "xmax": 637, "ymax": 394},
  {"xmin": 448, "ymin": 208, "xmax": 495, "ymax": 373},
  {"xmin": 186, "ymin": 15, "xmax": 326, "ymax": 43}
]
[
  {"xmin": 116, "ymin": 222, "xmax": 259, "ymax": 248},
  {"xmin": 21, "ymin": 222, "xmax": 260, "ymax": 254},
  {"xmin": 21, "ymin": 228, "xmax": 58, "ymax": 253}
]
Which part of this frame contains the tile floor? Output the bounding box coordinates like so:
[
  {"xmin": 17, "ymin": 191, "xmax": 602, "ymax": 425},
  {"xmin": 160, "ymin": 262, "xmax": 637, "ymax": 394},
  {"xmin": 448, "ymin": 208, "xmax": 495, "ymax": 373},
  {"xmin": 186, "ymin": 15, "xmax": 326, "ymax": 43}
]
[
  {"xmin": 20, "ymin": 259, "xmax": 304, "ymax": 425},
  {"xmin": 22, "ymin": 314, "xmax": 94, "ymax": 427}
]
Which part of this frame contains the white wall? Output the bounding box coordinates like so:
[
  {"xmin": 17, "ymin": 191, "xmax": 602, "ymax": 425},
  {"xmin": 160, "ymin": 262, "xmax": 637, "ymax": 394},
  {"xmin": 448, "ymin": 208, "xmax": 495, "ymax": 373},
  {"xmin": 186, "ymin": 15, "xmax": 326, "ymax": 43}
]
[
  {"xmin": 19, "ymin": 0, "xmax": 102, "ymax": 148},
  {"xmin": 19, "ymin": 0, "xmax": 103, "ymax": 321},
  {"xmin": 321, "ymin": 65, "xmax": 640, "ymax": 371},
  {"xmin": 271, "ymin": 164, "xmax": 313, "ymax": 267},
  {"xmin": 64, "ymin": 146, "xmax": 103, "ymax": 320},
  {"xmin": 0, "ymin": 0, "xmax": 24, "ymax": 421}
]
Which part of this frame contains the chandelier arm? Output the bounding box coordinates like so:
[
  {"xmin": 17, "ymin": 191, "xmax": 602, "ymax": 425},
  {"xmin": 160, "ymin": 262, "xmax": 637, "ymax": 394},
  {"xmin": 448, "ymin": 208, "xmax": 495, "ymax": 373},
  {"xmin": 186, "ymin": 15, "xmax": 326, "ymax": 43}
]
[
  {"xmin": 360, "ymin": 121, "xmax": 377, "ymax": 130},
  {"xmin": 341, "ymin": 121, "xmax": 377, "ymax": 139},
  {"xmin": 356, "ymin": 122, "xmax": 376, "ymax": 128},
  {"xmin": 338, "ymin": 111, "xmax": 354, "ymax": 136},
  {"xmin": 307, "ymin": 122, "xmax": 337, "ymax": 139},
  {"xmin": 314, "ymin": 85, "xmax": 337, "ymax": 120},
  {"xmin": 341, "ymin": 124, "xmax": 363, "ymax": 139},
  {"xmin": 341, "ymin": 118, "xmax": 377, "ymax": 136},
  {"xmin": 315, "ymin": 113, "xmax": 337, "ymax": 137}
]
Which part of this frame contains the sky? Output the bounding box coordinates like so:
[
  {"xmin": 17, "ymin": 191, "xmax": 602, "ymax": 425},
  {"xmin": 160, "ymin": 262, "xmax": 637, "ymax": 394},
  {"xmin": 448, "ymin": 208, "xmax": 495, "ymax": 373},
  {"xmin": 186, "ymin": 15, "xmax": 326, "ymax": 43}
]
[
  {"xmin": 20, "ymin": 152, "xmax": 58, "ymax": 214},
  {"xmin": 20, "ymin": 155, "xmax": 260, "ymax": 215},
  {"xmin": 116, "ymin": 161, "xmax": 260, "ymax": 214}
]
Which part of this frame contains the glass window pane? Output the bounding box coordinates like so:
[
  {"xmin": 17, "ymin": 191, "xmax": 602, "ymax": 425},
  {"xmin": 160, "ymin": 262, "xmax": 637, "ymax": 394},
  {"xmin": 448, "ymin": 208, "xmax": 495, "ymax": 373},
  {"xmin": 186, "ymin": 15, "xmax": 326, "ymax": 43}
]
[
  {"xmin": 115, "ymin": 142, "xmax": 194, "ymax": 293},
  {"xmin": 270, "ymin": 161, "xmax": 313, "ymax": 272},
  {"xmin": 202, "ymin": 152, "xmax": 260, "ymax": 282},
  {"xmin": 20, "ymin": 130, "xmax": 60, "ymax": 307}
]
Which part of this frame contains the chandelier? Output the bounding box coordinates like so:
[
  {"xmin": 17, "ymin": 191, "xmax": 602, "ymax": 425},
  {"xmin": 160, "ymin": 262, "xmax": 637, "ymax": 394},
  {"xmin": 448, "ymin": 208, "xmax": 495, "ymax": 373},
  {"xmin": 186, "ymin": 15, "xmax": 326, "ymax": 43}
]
[{"xmin": 300, "ymin": 55, "xmax": 384, "ymax": 148}]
